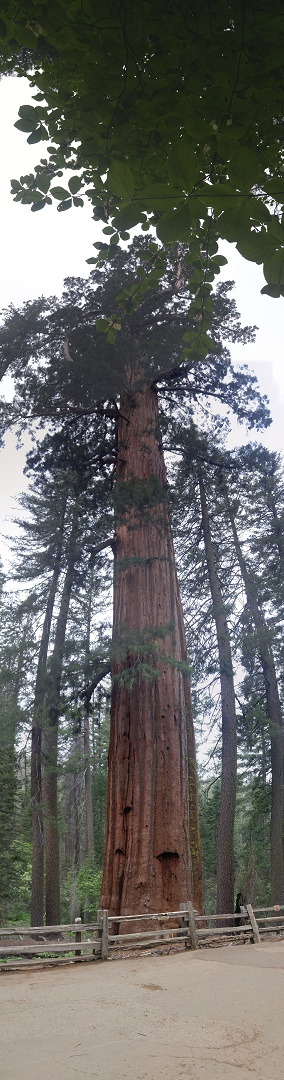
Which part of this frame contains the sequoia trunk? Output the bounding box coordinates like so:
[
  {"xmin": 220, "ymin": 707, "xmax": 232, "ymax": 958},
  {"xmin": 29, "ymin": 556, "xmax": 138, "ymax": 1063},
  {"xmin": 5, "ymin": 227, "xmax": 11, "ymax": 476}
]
[
  {"xmin": 101, "ymin": 384, "xmax": 202, "ymax": 916},
  {"xmin": 198, "ymin": 468, "xmax": 237, "ymax": 914}
]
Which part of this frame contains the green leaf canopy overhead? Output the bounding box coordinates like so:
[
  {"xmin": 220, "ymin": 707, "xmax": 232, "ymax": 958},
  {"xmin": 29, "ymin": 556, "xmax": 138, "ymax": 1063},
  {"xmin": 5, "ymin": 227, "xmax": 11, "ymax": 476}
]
[{"xmin": 0, "ymin": 0, "xmax": 283, "ymax": 292}]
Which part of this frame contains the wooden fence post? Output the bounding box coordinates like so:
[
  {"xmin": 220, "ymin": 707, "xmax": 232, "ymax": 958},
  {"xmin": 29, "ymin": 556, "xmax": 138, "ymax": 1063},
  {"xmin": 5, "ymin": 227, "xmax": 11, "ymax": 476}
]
[
  {"xmin": 75, "ymin": 917, "xmax": 82, "ymax": 958},
  {"xmin": 179, "ymin": 902, "xmax": 188, "ymax": 946},
  {"xmin": 98, "ymin": 908, "xmax": 109, "ymax": 961},
  {"xmin": 180, "ymin": 901, "xmax": 198, "ymax": 949},
  {"xmin": 187, "ymin": 901, "xmax": 198, "ymax": 949},
  {"xmin": 244, "ymin": 904, "xmax": 260, "ymax": 944}
]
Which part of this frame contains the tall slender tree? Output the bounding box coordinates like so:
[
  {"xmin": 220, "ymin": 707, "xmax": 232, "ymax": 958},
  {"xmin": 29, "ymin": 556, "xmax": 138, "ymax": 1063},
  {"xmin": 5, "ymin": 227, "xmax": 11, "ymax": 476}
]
[
  {"xmin": 222, "ymin": 476, "xmax": 284, "ymax": 903},
  {"xmin": 197, "ymin": 464, "xmax": 237, "ymax": 914},
  {"xmin": 44, "ymin": 495, "xmax": 80, "ymax": 925},
  {"xmin": 30, "ymin": 484, "xmax": 68, "ymax": 925}
]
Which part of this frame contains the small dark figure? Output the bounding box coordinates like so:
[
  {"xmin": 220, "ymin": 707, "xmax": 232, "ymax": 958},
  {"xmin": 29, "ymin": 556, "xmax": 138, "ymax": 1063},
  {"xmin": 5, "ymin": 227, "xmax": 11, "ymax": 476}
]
[{"xmin": 235, "ymin": 891, "xmax": 247, "ymax": 927}]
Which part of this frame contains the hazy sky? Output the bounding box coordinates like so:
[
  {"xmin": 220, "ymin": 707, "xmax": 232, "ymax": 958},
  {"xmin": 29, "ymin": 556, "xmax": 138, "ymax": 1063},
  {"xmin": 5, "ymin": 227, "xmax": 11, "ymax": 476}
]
[{"xmin": 0, "ymin": 77, "xmax": 283, "ymax": 568}]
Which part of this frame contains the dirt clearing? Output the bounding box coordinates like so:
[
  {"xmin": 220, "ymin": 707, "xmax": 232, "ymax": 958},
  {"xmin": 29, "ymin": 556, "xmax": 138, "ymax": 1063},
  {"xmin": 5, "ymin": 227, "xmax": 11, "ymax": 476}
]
[{"xmin": 1, "ymin": 941, "xmax": 283, "ymax": 1079}]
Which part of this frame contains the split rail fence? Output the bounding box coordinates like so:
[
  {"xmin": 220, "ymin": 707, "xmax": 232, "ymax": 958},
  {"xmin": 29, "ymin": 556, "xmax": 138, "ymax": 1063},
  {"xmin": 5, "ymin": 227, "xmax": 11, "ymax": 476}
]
[{"xmin": 0, "ymin": 902, "xmax": 283, "ymax": 972}]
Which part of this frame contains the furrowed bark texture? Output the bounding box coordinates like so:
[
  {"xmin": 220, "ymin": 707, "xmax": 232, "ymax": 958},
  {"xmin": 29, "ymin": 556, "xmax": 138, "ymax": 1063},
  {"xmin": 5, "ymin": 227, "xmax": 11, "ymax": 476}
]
[
  {"xmin": 101, "ymin": 384, "xmax": 202, "ymax": 917},
  {"xmin": 44, "ymin": 501, "xmax": 79, "ymax": 925},
  {"xmin": 31, "ymin": 492, "xmax": 67, "ymax": 926},
  {"xmin": 226, "ymin": 492, "xmax": 284, "ymax": 904},
  {"xmin": 198, "ymin": 469, "xmax": 237, "ymax": 914}
]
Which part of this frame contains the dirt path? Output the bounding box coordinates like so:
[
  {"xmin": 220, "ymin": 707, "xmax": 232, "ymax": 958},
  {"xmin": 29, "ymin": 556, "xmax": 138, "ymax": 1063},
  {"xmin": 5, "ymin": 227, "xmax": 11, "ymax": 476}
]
[{"xmin": 1, "ymin": 941, "xmax": 283, "ymax": 1079}]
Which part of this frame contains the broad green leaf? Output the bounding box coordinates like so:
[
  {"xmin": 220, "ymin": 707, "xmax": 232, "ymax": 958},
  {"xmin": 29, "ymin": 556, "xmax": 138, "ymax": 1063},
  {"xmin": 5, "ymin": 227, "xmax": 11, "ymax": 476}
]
[
  {"xmin": 14, "ymin": 119, "xmax": 37, "ymax": 133},
  {"xmin": 112, "ymin": 205, "xmax": 142, "ymax": 230},
  {"xmin": 18, "ymin": 105, "xmax": 39, "ymax": 121},
  {"xmin": 263, "ymin": 179, "xmax": 284, "ymax": 202},
  {"xmin": 57, "ymin": 198, "xmax": 73, "ymax": 211},
  {"xmin": 203, "ymin": 335, "xmax": 216, "ymax": 351},
  {"xmin": 210, "ymin": 254, "xmax": 228, "ymax": 267},
  {"xmin": 108, "ymin": 160, "xmax": 135, "ymax": 200},
  {"xmin": 235, "ymin": 233, "xmax": 266, "ymax": 264},
  {"xmin": 50, "ymin": 186, "xmax": 70, "ymax": 200},
  {"xmin": 156, "ymin": 202, "xmax": 193, "ymax": 243},
  {"xmin": 68, "ymin": 175, "xmax": 82, "ymax": 194},
  {"xmin": 27, "ymin": 128, "xmax": 48, "ymax": 145},
  {"xmin": 36, "ymin": 174, "xmax": 50, "ymax": 194},
  {"xmin": 267, "ymin": 217, "xmax": 284, "ymax": 245},
  {"xmin": 136, "ymin": 183, "xmax": 182, "ymax": 212},
  {"xmin": 249, "ymin": 198, "xmax": 271, "ymax": 225},
  {"xmin": 21, "ymin": 190, "xmax": 40, "ymax": 204},
  {"xmin": 107, "ymin": 327, "xmax": 117, "ymax": 343},
  {"xmin": 73, "ymin": 196, "xmax": 84, "ymax": 207},
  {"xmin": 168, "ymin": 142, "xmax": 200, "ymax": 190},
  {"xmin": 182, "ymin": 330, "xmax": 199, "ymax": 343},
  {"xmin": 185, "ymin": 115, "xmax": 209, "ymax": 141},
  {"xmin": 31, "ymin": 199, "xmax": 47, "ymax": 212},
  {"xmin": 20, "ymin": 174, "xmax": 34, "ymax": 186},
  {"xmin": 216, "ymin": 129, "xmax": 242, "ymax": 158},
  {"xmin": 13, "ymin": 25, "xmax": 37, "ymax": 48},
  {"xmin": 218, "ymin": 205, "xmax": 251, "ymax": 244},
  {"xmin": 197, "ymin": 333, "xmax": 214, "ymax": 357},
  {"xmin": 96, "ymin": 319, "xmax": 109, "ymax": 331},
  {"xmin": 261, "ymin": 284, "xmax": 284, "ymax": 297},
  {"xmin": 198, "ymin": 183, "xmax": 239, "ymax": 209},
  {"xmin": 263, "ymin": 250, "xmax": 284, "ymax": 286}
]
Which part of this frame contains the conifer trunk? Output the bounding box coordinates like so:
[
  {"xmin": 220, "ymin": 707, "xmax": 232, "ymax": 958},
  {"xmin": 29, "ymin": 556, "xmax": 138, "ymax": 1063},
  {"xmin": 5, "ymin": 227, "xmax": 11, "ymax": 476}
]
[
  {"xmin": 101, "ymin": 384, "xmax": 202, "ymax": 916},
  {"xmin": 198, "ymin": 469, "xmax": 237, "ymax": 913},
  {"xmin": 226, "ymin": 489, "xmax": 284, "ymax": 904},
  {"xmin": 31, "ymin": 494, "xmax": 67, "ymax": 926},
  {"xmin": 263, "ymin": 481, "xmax": 284, "ymax": 581},
  {"xmin": 44, "ymin": 501, "xmax": 79, "ymax": 924},
  {"xmin": 84, "ymin": 572, "xmax": 94, "ymax": 859}
]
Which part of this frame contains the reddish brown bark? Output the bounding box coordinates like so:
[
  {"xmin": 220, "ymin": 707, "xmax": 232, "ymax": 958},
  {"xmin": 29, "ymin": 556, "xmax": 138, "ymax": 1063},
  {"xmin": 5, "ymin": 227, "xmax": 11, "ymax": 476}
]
[{"xmin": 101, "ymin": 384, "xmax": 202, "ymax": 916}]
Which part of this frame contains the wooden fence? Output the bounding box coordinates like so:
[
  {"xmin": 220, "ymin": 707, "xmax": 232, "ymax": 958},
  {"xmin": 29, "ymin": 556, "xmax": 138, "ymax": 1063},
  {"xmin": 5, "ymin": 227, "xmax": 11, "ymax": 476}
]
[{"xmin": 0, "ymin": 902, "xmax": 283, "ymax": 972}]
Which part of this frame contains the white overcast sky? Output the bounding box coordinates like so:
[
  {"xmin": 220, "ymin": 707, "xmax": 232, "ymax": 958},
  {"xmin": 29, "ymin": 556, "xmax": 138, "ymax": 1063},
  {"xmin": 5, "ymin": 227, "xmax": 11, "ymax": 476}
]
[{"xmin": 0, "ymin": 76, "xmax": 283, "ymax": 568}]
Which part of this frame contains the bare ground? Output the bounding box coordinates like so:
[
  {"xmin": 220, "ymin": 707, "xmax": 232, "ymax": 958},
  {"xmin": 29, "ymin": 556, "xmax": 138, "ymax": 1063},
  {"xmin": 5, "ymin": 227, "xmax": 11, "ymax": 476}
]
[{"xmin": 1, "ymin": 940, "xmax": 284, "ymax": 1080}]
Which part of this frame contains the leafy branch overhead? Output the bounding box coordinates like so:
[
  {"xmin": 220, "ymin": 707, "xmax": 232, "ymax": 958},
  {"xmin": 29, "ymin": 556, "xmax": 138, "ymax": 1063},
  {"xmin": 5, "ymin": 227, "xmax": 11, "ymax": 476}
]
[{"xmin": 0, "ymin": 0, "xmax": 283, "ymax": 295}]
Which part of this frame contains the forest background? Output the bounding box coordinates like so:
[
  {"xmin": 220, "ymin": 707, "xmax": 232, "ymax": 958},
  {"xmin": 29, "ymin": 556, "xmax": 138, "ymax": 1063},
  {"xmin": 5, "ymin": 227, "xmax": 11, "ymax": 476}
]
[{"xmin": 0, "ymin": 3, "xmax": 283, "ymax": 927}]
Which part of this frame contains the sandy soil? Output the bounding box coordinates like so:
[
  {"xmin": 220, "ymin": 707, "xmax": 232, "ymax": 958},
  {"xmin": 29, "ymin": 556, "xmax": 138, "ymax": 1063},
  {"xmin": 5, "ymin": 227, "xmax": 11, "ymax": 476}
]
[{"xmin": 1, "ymin": 941, "xmax": 284, "ymax": 1080}]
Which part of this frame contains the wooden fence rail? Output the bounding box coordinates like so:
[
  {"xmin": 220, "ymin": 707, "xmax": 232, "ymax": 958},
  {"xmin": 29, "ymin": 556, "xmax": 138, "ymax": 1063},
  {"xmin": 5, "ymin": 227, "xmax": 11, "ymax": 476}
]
[{"xmin": 0, "ymin": 902, "xmax": 283, "ymax": 972}]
